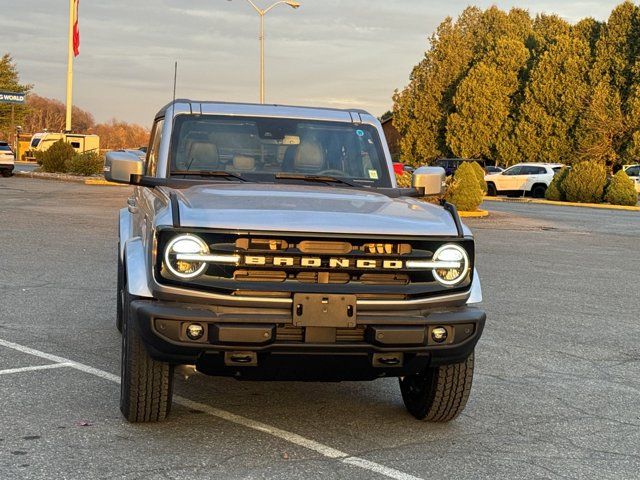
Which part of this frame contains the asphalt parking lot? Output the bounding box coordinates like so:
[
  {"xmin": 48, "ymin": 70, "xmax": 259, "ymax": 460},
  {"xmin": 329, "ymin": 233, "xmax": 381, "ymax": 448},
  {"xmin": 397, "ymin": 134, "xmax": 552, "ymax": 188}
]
[{"xmin": 0, "ymin": 177, "xmax": 638, "ymax": 480}]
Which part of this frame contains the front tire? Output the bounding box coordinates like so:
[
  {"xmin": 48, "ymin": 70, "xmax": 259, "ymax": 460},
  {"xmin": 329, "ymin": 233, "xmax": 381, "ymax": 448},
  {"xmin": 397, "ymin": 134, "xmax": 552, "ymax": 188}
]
[
  {"xmin": 399, "ymin": 352, "xmax": 474, "ymax": 422},
  {"xmin": 120, "ymin": 289, "xmax": 174, "ymax": 423}
]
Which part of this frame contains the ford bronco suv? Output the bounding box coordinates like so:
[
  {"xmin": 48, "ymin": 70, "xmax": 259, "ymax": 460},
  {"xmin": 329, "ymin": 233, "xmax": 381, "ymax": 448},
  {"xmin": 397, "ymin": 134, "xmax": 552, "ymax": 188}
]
[{"xmin": 105, "ymin": 101, "xmax": 485, "ymax": 423}]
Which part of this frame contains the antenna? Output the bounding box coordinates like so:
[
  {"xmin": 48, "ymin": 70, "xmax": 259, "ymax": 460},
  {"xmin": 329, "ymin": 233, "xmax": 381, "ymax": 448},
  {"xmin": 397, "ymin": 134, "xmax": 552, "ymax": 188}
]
[{"xmin": 172, "ymin": 61, "xmax": 178, "ymax": 103}]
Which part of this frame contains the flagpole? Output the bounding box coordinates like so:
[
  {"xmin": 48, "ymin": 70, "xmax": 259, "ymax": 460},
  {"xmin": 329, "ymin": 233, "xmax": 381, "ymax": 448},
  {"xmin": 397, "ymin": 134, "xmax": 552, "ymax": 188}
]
[{"xmin": 65, "ymin": 0, "xmax": 74, "ymax": 132}]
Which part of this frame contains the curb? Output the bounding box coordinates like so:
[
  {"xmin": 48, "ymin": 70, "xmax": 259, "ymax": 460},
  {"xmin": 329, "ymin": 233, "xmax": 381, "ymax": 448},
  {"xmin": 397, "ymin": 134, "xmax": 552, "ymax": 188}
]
[
  {"xmin": 459, "ymin": 209, "xmax": 489, "ymax": 218},
  {"xmin": 15, "ymin": 171, "xmax": 124, "ymax": 187},
  {"xmin": 84, "ymin": 178, "xmax": 122, "ymax": 186},
  {"xmin": 15, "ymin": 171, "xmax": 86, "ymax": 184},
  {"xmin": 483, "ymin": 196, "xmax": 639, "ymax": 212}
]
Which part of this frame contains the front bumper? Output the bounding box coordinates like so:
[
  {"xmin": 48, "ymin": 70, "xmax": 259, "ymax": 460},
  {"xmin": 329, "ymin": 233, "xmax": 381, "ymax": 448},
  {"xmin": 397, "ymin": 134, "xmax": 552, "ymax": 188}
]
[{"xmin": 130, "ymin": 299, "xmax": 485, "ymax": 381}]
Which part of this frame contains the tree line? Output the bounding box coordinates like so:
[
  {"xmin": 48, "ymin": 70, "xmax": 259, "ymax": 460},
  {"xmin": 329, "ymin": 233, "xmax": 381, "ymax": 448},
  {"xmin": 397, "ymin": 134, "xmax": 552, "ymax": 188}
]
[
  {"xmin": 392, "ymin": 1, "xmax": 640, "ymax": 168},
  {"xmin": 0, "ymin": 54, "xmax": 149, "ymax": 150}
]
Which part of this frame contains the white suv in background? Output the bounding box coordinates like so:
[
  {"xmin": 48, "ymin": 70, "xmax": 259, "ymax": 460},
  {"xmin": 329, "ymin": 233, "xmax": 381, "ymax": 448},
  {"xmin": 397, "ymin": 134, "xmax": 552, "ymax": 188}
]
[
  {"xmin": 623, "ymin": 164, "xmax": 640, "ymax": 193},
  {"xmin": 485, "ymin": 163, "xmax": 564, "ymax": 198},
  {"xmin": 0, "ymin": 142, "xmax": 15, "ymax": 177}
]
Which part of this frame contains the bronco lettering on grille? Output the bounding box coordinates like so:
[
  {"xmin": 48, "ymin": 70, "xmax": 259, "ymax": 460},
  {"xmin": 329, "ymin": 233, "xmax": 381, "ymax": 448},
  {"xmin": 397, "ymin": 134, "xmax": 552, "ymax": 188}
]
[{"xmin": 240, "ymin": 256, "xmax": 405, "ymax": 269}]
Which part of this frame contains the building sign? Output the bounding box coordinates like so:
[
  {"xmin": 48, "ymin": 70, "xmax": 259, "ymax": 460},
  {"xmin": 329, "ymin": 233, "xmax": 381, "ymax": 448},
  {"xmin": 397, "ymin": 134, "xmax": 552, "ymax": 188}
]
[{"xmin": 0, "ymin": 91, "xmax": 26, "ymax": 104}]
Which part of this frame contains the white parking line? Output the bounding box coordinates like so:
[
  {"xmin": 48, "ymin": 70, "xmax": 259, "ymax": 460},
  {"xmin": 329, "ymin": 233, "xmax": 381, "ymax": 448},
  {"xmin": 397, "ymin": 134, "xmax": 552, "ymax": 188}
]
[
  {"xmin": 0, "ymin": 338, "xmax": 423, "ymax": 480},
  {"xmin": 0, "ymin": 362, "xmax": 74, "ymax": 376}
]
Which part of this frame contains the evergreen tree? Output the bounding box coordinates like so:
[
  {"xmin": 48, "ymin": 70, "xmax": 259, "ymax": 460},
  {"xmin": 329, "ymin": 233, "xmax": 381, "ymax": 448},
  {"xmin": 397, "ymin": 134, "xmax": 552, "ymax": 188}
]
[
  {"xmin": 574, "ymin": 18, "xmax": 604, "ymax": 59},
  {"xmin": 392, "ymin": 7, "xmax": 483, "ymax": 164},
  {"xmin": 529, "ymin": 14, "xmax": 572, "ymax": 55},
  {"xmin": 391, "ymin": 3, "xmax": 640, "ymax": 170},
  {"xmin": 592, "ymin": 1, "xmax": 640, "ymax": 102},
  {"xmin": 512, "ymin": 35, "xmax": 591, "ymax": 164},
  {"xmin": 446, "ymin": 38, "xmax": 529, "ymax": 160},
  {"xmin": 591, "ymin": 2, "xmax": 640, "ymax": 164},
  {"xmin": 0, "ymin": 54, "xmax": 32, "ymax": 140},
  {"xmin": 575, "ymin": 79, "xmax": 624, "ymax": 164}
]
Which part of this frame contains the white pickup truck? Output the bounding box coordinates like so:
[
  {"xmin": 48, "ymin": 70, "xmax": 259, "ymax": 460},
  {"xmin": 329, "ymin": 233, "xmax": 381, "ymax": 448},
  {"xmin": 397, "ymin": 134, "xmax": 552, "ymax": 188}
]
[{"xmin": 485, "ymin": 162, "xmax": 564, "ymax": 198}]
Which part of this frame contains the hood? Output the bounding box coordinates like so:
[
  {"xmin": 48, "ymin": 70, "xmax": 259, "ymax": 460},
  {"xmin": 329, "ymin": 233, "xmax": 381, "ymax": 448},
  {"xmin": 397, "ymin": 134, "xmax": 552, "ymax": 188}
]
[{"xmin": 159, "ymin": 184, "xmax": 463, "ymax": 237}]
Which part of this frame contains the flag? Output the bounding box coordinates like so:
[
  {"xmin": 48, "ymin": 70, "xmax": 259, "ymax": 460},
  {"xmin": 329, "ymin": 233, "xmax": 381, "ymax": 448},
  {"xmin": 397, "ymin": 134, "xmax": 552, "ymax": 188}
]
[{"xmin": 73, "ymin": 0, "xmax": 80, "ymax": 57}]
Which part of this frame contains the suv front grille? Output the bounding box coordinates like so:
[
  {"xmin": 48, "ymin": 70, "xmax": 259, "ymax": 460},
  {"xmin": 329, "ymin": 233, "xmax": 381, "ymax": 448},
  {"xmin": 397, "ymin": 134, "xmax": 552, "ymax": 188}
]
[{"xmin": 156, "ymin": 230, "xmax": 474, "ymax": 300}]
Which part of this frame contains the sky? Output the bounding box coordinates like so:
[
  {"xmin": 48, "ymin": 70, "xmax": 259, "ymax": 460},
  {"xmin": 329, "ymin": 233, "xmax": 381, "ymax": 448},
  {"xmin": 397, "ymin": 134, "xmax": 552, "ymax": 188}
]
[{"xmin": 0, "ymin": 0, "xmax": 627, "ymax": 126}]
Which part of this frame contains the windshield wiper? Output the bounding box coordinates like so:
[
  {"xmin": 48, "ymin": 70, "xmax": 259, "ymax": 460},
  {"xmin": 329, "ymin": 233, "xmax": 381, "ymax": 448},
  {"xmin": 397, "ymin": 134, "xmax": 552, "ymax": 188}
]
[
  {"xmin": 274, "ymin": 173, "xmax": 358, "ymax": 188},
  {"xmin": 171, "ymin": 170, "xmax": 248, "ymax": 182}
]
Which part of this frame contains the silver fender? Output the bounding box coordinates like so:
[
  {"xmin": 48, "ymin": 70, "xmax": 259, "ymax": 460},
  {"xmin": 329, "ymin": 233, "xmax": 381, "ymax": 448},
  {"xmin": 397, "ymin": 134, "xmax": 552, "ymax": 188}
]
[
  {"xmin": 124, "ymin": 237, "xmax": 153, "ymax": 298},
  {"xmin": 466, "ymin": 269, "xmax": 483, "ymax": 304},
  {"xmin": 119, "ymin": 207, "xmax": 133, "ymax": 261}
]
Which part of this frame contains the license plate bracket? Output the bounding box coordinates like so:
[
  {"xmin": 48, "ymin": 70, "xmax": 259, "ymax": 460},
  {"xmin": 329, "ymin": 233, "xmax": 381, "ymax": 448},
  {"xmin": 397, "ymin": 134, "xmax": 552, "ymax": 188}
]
[{"xmin": 293, "ymin": 294, "xmax": 357, "ymax": 328}]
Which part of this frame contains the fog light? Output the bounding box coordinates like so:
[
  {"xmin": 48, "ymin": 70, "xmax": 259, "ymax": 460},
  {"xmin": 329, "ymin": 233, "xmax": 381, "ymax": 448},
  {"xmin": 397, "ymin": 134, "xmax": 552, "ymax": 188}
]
[
  {"xmin": 186, "ymin": 323, "xmax": 204, "ymax": 340},
  {"xmin": 431, "ymin": 327, "xmax": 448, "ymax": 343}
]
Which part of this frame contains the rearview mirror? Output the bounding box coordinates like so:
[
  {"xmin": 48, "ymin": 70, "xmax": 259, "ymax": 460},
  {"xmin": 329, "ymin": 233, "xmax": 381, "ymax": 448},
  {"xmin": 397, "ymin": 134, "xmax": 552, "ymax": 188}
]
[
  {"xmin": 104, "ymin": 150, "xmax": 144, "ymax": 184},
  {"xmin": 412, "ymin": 166, "xmax": 446, "ymax": 195}
]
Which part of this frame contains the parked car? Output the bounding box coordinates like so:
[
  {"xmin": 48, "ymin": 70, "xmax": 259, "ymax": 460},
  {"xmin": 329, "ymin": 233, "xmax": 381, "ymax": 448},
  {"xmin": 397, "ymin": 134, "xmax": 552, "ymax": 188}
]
[
  {"xmin": 485, "ymin": 165, "xmax": 504, "ymax": 174},
  {"xmin": 0, "ymin": 141, "xmax": 15, "ymax": 177},
  {"xmin": 485, "ymin": 163, "xmax": 564, "ymax": 198},
  {"xmin": 392, "ymin": 162, "xmax": 405, "ymax": 175},
  {"xmin": 435, "ymin": 158, "xmax": 486, "ymax": 177},
  {"xmin": 105, "ymin": 100, "xmax": 486, "ymax": 424},
  {"xmin": 623, "ymin": 164, "xmax": 640, "ymax": 193}
]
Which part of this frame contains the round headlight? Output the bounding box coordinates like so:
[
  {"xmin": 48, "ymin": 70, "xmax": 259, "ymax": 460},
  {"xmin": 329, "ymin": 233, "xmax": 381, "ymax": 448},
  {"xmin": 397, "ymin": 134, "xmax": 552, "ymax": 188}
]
[
  {"xmin": 164, "ymin": 235, "xmax": 209, "ymax": 279},
  {"xmin": 432, "ymin": 244, "xmax": 469, "ymax": 286}
]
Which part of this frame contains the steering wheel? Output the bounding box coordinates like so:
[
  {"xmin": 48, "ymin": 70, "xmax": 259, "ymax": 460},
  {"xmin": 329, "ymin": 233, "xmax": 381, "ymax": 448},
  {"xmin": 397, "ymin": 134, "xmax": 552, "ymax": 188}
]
[{"xmin": 317, "ymin": 169, "xmax": 346, "ymax": 177}]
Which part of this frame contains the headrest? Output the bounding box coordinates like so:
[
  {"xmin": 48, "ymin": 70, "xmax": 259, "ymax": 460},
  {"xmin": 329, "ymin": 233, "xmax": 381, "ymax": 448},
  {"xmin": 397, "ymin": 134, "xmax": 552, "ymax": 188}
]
[
  {"xmin": 187, "ymin": 142, "xmax": 218, "ymax": 170},
  {"xmin": 232, "ymin": 155, "xmax": 255, "ymax": 171},
  {"xmin": 294, "ymin": 139, "xmax": 324, "ymax": 171},
  {"xmin": 189, "ymin": 142, "xmax": 217, "ymax": 159}
]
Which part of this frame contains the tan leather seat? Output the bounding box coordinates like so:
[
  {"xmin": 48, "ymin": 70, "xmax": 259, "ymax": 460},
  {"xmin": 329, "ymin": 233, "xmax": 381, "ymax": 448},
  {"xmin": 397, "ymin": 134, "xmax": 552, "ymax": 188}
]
[
  {"xmin": 187, "ymin": 142, "xmax": 219, "ymax": 171},
  {"xmin": 231, "ymin": 155, "xmax": 255, "ymax": 172},
  {"xmin": 293, "ymin": 138, "xmax": 325, "ymax": 173}
]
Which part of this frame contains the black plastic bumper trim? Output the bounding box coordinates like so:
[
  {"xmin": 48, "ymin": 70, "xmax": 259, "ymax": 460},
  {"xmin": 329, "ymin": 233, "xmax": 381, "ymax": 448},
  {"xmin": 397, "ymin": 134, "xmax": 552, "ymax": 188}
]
[{"xmin": 129, "ymin": 300, "xmax": 486, "ymax": 370}]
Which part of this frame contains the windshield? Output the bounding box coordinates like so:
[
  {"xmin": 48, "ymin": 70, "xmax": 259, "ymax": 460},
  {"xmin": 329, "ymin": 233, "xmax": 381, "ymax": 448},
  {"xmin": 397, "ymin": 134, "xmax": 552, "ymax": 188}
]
[{"xmin": 169, "ymin": 115, "xmax": 391, "ymax": 187}]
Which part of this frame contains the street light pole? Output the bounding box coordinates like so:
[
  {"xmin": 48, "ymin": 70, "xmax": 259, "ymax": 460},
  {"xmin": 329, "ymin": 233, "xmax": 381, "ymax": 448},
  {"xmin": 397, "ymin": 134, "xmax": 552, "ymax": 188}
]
[{"xmin": 229, "ymin": 0, "xmax": 301, "ymax": 104}]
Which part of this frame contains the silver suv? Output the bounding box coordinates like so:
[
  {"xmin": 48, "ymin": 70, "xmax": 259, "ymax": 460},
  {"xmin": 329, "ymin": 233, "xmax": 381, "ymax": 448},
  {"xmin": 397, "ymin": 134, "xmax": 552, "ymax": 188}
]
[
  {"xmin": 105, "ymin": 100, "xmax": 486, "ymax": 423},
  {"xmin": 0, "ymin": 141, "xmax": 15, "ymax": 177}
]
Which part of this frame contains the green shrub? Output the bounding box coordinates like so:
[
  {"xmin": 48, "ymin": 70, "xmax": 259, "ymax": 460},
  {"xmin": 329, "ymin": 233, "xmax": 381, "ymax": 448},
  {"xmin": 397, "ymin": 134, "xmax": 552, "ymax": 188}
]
[
  {"xmin": 40, "ymin": 140, "xmax": 75, "ymax": 173},
  {"xmin": 563, "ymin": 161, "xmax": 607, "ymax": 203},
  {"xmin": 34, "ymin": 150, "xmax": 45, "ymax": 166},
  {"xmin": 470, "ymin": 161, "xmax": 488, "ymax": 194},
  {"xmin": 445, "ymin": 162, "xmax": 484, "ymax": 211},
  {"xmin": 545, "ymin": 166, "xmax": 570, "ymax": 201},
  {"xmin": 66, "ymin": 151, "xmax": 103, "ymax": 176},
  {"xmin": 604, "ymin": 170, "xmax": 638, "ymax": 206}
]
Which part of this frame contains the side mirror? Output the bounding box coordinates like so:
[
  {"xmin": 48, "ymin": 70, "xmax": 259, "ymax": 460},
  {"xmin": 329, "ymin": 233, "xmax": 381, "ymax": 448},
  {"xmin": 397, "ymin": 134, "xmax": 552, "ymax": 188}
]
[
  {"xmin": 412, "ymin": 166, "xmax": 446, "ymax": 195},
  {"xmin": 104, "ymin": 150, "xmax": 144, "ymax": 184}
]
